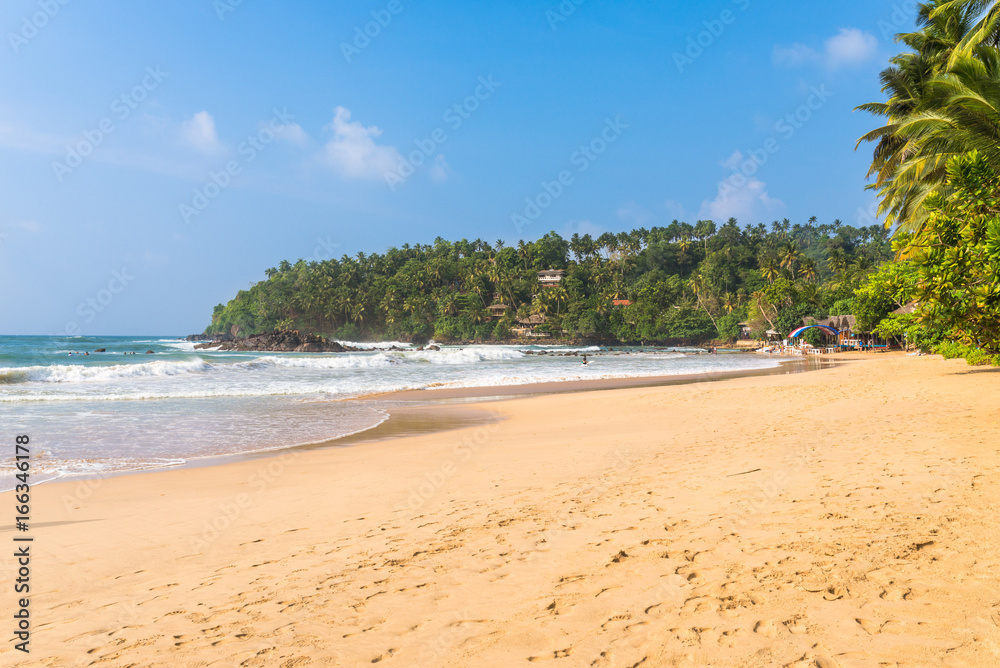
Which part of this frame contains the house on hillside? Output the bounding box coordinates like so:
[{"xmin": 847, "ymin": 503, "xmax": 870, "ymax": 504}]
[
  {"xmin": 612, "ymin": 299, "xmax": 632, "ymax": 307},
  {"xmin": 488, "ymin": 304, "xmax": 510, "ymax": 319},
  {"xmin": 537, "ymin": 269, "xmax": 566, "ymax": 287},
  {"xmin": 512, "ymin": 313, "xmax": 549, "ymax": 338}
]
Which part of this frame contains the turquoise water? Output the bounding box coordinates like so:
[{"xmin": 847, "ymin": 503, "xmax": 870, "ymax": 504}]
[{"xmin": 0, "ymin": 335, "xmax": 783, "ymax": 487}]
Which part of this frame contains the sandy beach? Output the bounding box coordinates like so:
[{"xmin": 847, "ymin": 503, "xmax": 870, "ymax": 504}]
[{"xmin": 4, "ymin": 353, "xmax": 1000, "ymax": 667}]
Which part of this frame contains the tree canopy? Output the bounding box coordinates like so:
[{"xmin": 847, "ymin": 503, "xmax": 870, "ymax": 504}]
[{"xmin": 207, "ymin": 222, "xmax": 890, "ymax": 344}]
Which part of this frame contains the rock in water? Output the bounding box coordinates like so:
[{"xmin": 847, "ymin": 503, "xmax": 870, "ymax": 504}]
[{"xmin": 194, "ymin": 330, "xmax": 349, "ymax": 353}]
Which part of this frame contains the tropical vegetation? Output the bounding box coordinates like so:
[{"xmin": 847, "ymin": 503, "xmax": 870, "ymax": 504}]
[
  {"xmin": 207, "ymin": 222, "xmax": 890, "ymax": 344},
  {"xmin": 856, "ymin": 0, "xmax": 1000, "ymax": 364}
]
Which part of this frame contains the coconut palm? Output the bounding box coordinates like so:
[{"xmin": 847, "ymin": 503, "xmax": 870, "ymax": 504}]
[
  {"xmin": 722, "ymin": 292, "xmax": 738, "ymax": 313},
  {"xmin": 779, "ymin": 242, "xmax": 801, "ymax": 276},
  {"xmin": 855, "ymin": 3, "xmax": 1000, "ymax": 232},
  {"xmin": 799, "ymin": 258, "xmax": 819, "ymax": 282},
  {"xmin": 933, "ymin": 0, "xmax": 1000, "ymax": 66},
  {"xmin": 760, "ymin": 257, "xmax": 780, "ymax": 284}
]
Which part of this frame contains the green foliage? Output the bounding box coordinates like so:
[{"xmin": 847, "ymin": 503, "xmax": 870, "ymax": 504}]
[
  {"xmin": 715, "ymin": 313, "xmax": 740, "ymax": 342},
  {"xmin": 830, "ymin": 298, "xmax": 853, "ymax": 316},
  {"xmin": 909, "ymin": 152, "xmax": 1000, "ymax": 354},
  {"xmin": 934, "ymin": 341, "xmax": 1000, "ymax": 366},
  {"xmin": 657, "ymin": 307, "xmax": 717, "ymax": 342},
  {"xmin": 207, "ymin": 223, "xmax": 892, "ymax": 343},
  {"xmin": 874, "ymin": 313, "xmax": 943, "ymax": 351},
  {"xmin": 856, "ymin": 5, "xmax": 1000, "ymax": 232}
]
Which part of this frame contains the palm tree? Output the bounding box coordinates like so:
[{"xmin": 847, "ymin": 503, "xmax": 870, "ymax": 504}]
[
  {"xmin": 933, "ymin": 0, "xmax": 1000, "ymax": 66},
  {"xmin": 827, "ymin": 247, "xmax": 848, "ymax": 275},
  {"xmin": 760, "ymin": 257, "xmax": 780, "ymax": 284},
  {"xmin": 779, "ymin": 242, "xmax": 801, "ymax": 277},
  {"xmin": 799, "ymin": 282, "xmax": 822, "ymax": 308},
  {"xmin": 855, "ymin": 3, "xmax": 989, "ymax": 232},
  {"xmin": 548, "ymin": 285, "xmax": 569, "ymax": 314},
  {"xmin": 799, "ymin": 257, "xmax": 819, "ymax": 282},
  {"xmin": 723, "ymin": 292, "xmax": 738, "ymax": 314}
]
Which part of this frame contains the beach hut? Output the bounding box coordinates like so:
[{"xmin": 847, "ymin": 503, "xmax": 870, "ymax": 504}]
[{"xmin": 513, "ymin": 314, "xmax": 549, "ymax": 338}]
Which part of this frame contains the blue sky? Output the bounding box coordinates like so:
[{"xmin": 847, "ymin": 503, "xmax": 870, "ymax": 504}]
[{"xmin": 0, "ymin": 0, "xmax": 914, "ymax": 335}]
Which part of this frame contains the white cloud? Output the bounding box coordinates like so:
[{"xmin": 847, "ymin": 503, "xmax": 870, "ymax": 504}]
[
  {"xmin": 699, "ymin": 175, "xmax": 784, "ymax": 222},
  {"xmin": 773, "ymin": 43, "xmax": 818, "ymax": 67},
  {"xmin": 429, "ymin": 154, "xmax": 450, "ymax": 183},
  {"xmin": 181, "ymin": 111, "xmax": 224, "ymax": 153},
  {"xmin": 322, "ymin": 106, "xmax": 402, "ymax": 180},
  {"xmin": 773, "ymin": 28, "xmax": 878, "ymax": 70},
  {"xmin": 824, "ymin": 28, "xmax": 879, "ymax": 68},
  {"xmin": 720, "ymin": 150, "xmax": 745, "ymax": 171},
  {"xmin": 274, "ymin": 122, "xmax": 309, "ymax": 146}
]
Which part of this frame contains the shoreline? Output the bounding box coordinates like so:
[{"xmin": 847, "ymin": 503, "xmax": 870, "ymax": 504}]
[
  {"xmin": 9, "ymin": 353, "xmax": 1000, "ymax": 665},
  {"xmin": 378, "ymin": 355, "xmax": 837, "ymax": 402},
  {"xmin": 43, "ymin": 354, "xmax": 834, "ymax": 487}
]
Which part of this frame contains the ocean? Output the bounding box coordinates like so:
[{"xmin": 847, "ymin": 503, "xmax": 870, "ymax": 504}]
[{"xmin": 0, "ymin": 335, "xmax": 785, "ymax": 488}]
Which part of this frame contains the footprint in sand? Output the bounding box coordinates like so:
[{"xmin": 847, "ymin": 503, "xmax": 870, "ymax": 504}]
[
  {"xmin": 527, "ymin": 647, "xmax": 573, "ymax": 661},
  {"xmin": 717, "ymin": 628, "xmax": 746, "ymax": 647},
  {"xmin": 783, "ymin": 617, "xmax": 808, "ymax": 635},
  {"xmin": 370, "ymin": 648, "xmax": 396, "ymax": 663},
  {"xmin": 753, "ymin": 620, "xmax": 778, "ymax": 638}
]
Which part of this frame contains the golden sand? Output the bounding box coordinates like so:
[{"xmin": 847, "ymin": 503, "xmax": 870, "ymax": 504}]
[{"xmin": 4, "ymin": 353, "xmax": 1000, "ymax": 666}]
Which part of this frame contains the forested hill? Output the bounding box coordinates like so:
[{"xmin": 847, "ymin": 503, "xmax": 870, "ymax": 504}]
[{"xmin": 207, "ymin": 219, "xmax": 892, "ymax": 344}]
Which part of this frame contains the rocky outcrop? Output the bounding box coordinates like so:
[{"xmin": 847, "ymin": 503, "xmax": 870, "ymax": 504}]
[
  {"xmin": 186, "ymin": 333, "xmax": 233, "ymax": 342},
  {"xmin": 194, "ymin": 330, "xmax": 349, "ymax": 353}
]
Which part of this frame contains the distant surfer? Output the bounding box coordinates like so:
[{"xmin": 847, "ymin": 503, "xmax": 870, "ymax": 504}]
[{"xmin": 582, "ymin": 354, "xmax": 589, "ymax": 366}]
